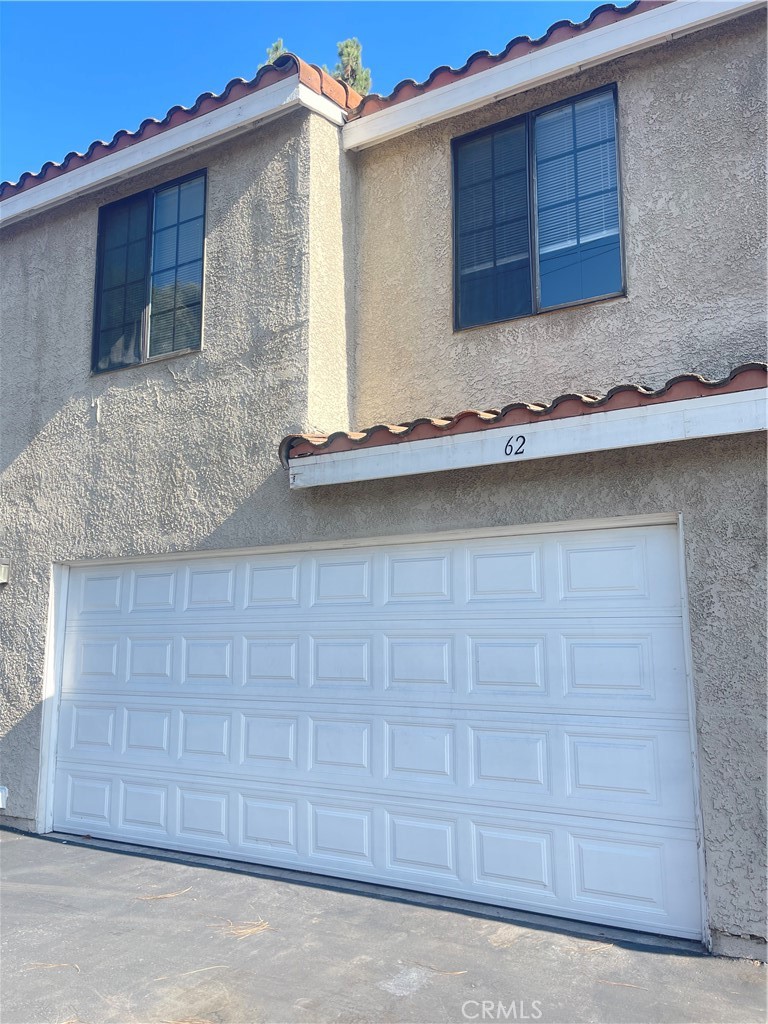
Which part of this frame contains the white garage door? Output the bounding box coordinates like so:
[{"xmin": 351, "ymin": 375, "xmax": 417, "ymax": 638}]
[{"xmin": 52, "ymin": 523, "xmax": 702, "ymax": 938}]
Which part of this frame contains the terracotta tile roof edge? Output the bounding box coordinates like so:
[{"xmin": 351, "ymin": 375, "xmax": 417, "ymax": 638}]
[
  {"xmin": 279, "ymin": 363, "xmax": 768, "ymax": 466},
  {"xmin": 0, "ymin": 54, "xmax": 361, "ymax": 201},
  {"xmin": 347, "ymin": 1, "xmax": 668, "ymax": 119}
]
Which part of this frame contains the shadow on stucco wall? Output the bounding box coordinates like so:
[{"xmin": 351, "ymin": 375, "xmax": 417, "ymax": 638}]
[{"xmin": 0, "ymin": 426, "xmax": 765, "ymax": 948}]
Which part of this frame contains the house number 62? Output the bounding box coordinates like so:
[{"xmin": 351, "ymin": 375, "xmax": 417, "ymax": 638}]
[{"xmin": 504, "ymin": 435, "xmax": 526, "ymax": 457}]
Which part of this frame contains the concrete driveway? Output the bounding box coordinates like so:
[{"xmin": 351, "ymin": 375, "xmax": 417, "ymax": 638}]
[{"xmin": 1, "ymin": 829, "xmax": 764, "ymax": 1024}]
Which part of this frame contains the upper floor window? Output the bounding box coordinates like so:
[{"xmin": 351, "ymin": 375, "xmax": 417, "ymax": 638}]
[
  {"xmin": 453, "ymin": 87, "xmax": 623, "ymax": 330},
  {"xmin": 92, "ymin": 171, "xmax": 206, "ymax": 373}
]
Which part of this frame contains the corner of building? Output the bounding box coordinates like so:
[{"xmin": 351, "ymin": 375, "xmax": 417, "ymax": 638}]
[
  {"xmin": 306, "ymin": 112, "xmax": 356, "ymax": 435},
  {"xmin": 711, "ymin": 930, "xmax": 768, "ymax": 962}
]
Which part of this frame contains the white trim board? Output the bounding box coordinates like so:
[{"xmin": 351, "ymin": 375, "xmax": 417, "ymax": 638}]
[
  {"xmin": 36, "ymin": 564, "xmax": 70, "ymax": 834},
  {"xmin": 0, "ymin": 80, "xmax": 345, "ymax": 228},
  {"xmin": 675, "ymin": 511, "xmax": 712, "ymax": 951},
  {"xmin": 343, "ymin": 0, "xmax": 764, "ymax": 151},
  {"xmin": 58, "ymin": 513, "xmax": 677, "ymax": 569},
  {"xmin": 287, "ymin": 389, "xmax": 767, "ymax": 488}
]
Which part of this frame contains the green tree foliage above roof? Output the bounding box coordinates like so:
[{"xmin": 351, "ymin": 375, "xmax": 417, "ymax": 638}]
[
  {"xmin": 327, "ymin": 38, "xmax": 371, "ymax": 96},
  {"xmin": 259, "ymin": 38, "xmax": 286, "ymax": 69},
  {"xmin": 258, "ymin": 36, "xmax": 372, "ymax": 96}
]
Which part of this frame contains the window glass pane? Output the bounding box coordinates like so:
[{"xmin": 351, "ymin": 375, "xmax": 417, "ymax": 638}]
[
  {"xmin": 496, "ymin": 218, "xmax": 529, "ymax": 265},
  {"xmin": 93, "ymin": 193, "xmax": 150, "ymax": 371},
  {"xmin": 103, "ymin": 206, "xmax": 130, "ymax": 249},
  {"xmin": 175, "ymin": 260, "xmax": 203, "ymax": 308},
  {"xmin": 574, "ymin": 91, "xmax": 616, "ymax": 148},
  {"xmin": 97, "ymin": 329, "xmax": 123, "ymax": 365},
  {"xmin": 535, "ymin": 105, "xmax": 572, "ymax": 160},
  {"xmin": 151, "ymin": 269, "xmax": 176, "ymax": 314},
  {"xmin": 154, "ymin": 185, "xmax": 179, "ymax": 230},
  {"xmin": 494, "ymin": 172, "xmax": 527, "ymax": 225},
  {"xmin": 174, "ymin": 304, "xmax": 202, "ymax": 351},
  {"xmin": 494, "ymin": 125, "xmax": 526, "ymax": 176},
  {"xmin": 578, "ymin": 191, "xmax": 619, "ymax": 244},
  {"xmin": 100, "ymin": 287, "xmax": 125, "ymax": 330},
  {"xmin": 179, "ymin": 177, "xmax": 205, "ymax": 221},
  {"xmin": 496, "ymin": 261, "xmax": 533, "ymax": 321},
  {"xmin": 126, "ymin": 239, "xmax": 147, "ymax": 283},
  {"xmin": 128, "ymin": 202, "xmax": 148, "ymax": 241},
  {"xmin": 456, "ymin": 136, "xmax": 492, "ymax": 186},
  {"xmin": 103, "ymin": 246, "xmax": 127, "ymax": 289},
  {"xmin": 148, "ymin": 174, "xmax": 205, "ymax": 357},
  {"xmin": 537, "ymin": 202, "xmax": 577, "ymax": 254},
  {"xmin": 124, "ymin": 281, "xmax": 146, "ymax": 324},
  {"xmin": 455, "ymin": 124, "xmax": 531, "ymax": 328},
  {"xmin": 93, "ymin": 178, "xmax": 204, "ymax": 371},
  {"xmin": 177, "ymin": 217, "xmax": 204, "ymax": 265},
  {"xmin": 97, "ymin": 328, "xmax": 140, "ymax": 372},
  {"xmin": 577, "ymin": 142, "xmax": 616, "ymax": 197},
  {"xmin": 460, "ymin": 228, "xmax": 494, "ymax": 273},
  {"xmin": 149, "ymin": 309, "xmax": 174, "ymax": 356},
  {"xmin": 152, "ymin": 226, "xmax": 177, "ymax": 272},
  {"xmin": 534, "ymin": 89, "xmax": 622, "ymax": 308},
  {"xmin": 459, "ymin": 268, "xmax": 495, "ymax": 330},
  {"xmin": 458, "ymin": 183, "xmax": 493, "ymax": 235},
  {"xmin": 536, "ymin": 153, "xmax": 575, "ymax": 209}
]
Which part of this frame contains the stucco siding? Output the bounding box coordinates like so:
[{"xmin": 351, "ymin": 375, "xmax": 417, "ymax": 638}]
[
  {"xmin": 0, "ymin": 14, "xmax": 765, "ymax": 958},
  {"xmin": 1, "ymin": 425, "xmax": 765, "ymax": 951},
  {"xmin": 0, "ymin": 109, "xmax": 315, "ymax": 819},
  {"xmin": 307, "ymin": 115, "xmax": 355, "ymax": 432},
  {"xmin": 353, "ymin": 10, "xmax": 767, "ymax": 426}
]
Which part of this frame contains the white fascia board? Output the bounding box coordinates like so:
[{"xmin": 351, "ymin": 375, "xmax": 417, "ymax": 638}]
[
  {"xmin": 343, "ymin": 0, "xmax": 764, "ymax": 151},
  {"xmin": 287, "ymin": 389, "xmax": 767, "ymax": 488},
  {"xmin": 297, "ymin": 83, "xmax": 347, "ymax": 126},
  {"xmin": 0, "ymin": 78, "xmax": 345, "ymax": 228}
]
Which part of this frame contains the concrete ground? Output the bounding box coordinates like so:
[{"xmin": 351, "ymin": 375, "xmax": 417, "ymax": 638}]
[{"xmin": 1, "ymin": 829, "xmax": 765, "ymax": 1024}]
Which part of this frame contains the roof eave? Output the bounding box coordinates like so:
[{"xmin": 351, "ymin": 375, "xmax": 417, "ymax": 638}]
[
  {"xmin": 282, "ymin": 380, "xmax": 767, "ymax": 489},
  {"xmin": 279, "ymin": 364, "xmax": 768, "ymax": 466},
  {"xmin": 0, "ymin": 75, "xmax": 347, "ymax": 228},
  {"xmin": 342, "ymin": 0, "xmax": 764, "ymax": 151}
]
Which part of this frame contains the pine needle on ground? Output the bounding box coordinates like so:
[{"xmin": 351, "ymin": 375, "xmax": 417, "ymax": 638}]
[
  {"xmin": 24, "ymin": 963, "xmax": 81, "ymax": 973},
  {"xmin": 598, "ymin": 979, "xmax": 648, "ymax": 990},
  {"xmin": 403, "ymin": 960, "xmax": 467, "ymax": 975},
  {"xmin": 136, "ymin": 887, "xmax": 192, "ymax": 901},
  {"xmin": 209, "ymin": 918, "xmax": 270, "ymax": 939},
  {"xmin": 153, "ymin": 965, "xmax": 229, "ymax": 982},
  {"xmin": 159, "ymin": 1018, "xmax": 215, "ymax": 1024}
]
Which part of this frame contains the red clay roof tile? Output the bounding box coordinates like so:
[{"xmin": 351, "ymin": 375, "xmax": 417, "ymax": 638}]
[
  {"xmin": 0, "ymin": 55, "xmax": 360, "ymax": 202},
  {"xmin": 347, "ymin": 1, "xmax": 670, "ymax": 120},
  {"xmin": 279, "ymin": 364, "xmax": 768, "ymax": 466}
]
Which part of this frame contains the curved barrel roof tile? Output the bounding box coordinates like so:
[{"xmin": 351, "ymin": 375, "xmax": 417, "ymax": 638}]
[
  {"xmin": 279, "ymin": 364, "xmax": 768, "ymax": 465},
  {"xmin": 0, "ymin": 54, "xmax": 360, "ymax": 201},
  {"xmin": 347, "ymin": 1, "xmax": 670, "ymax": 119}
]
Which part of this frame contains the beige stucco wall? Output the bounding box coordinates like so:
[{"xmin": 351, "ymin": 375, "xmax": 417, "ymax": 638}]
[
  {"xmin": 0, "ymin": 14, "xmax": 765, "ymax": 958},
  {"xmin": 1, "ymin": 108, "xmax": 319, "ymax": 821},
  {"xmin": 1, "ymin": 426, "xmax": 765, "ymax": 955},
  {"xmin": 353, "ymin": 9, "xmax": 767, "ymax": 426},
  {"xmin": 307, "ymin": 114, "xmax": 356, "ymax": 432}
]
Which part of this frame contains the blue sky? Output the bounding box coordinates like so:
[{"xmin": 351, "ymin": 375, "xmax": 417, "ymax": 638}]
[{"xmin": 1, "ymin": 1, "xmax": 613, "ymax": 185}]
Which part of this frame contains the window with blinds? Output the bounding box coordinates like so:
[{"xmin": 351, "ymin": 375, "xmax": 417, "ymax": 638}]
[
  {"xmin": 455, "ymin": 122, "xmax": 532, "ymax": 329},
  {"xmin": 93, "ymin": 172, "xmax": 206, "ymax": 373},
  {"xmin": 453, "ymin": 87, "xmax": 623, "ymax": 330}
]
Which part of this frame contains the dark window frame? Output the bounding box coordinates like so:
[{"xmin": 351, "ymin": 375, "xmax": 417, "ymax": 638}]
[
  {"xmin": 452, "ymin": 83, "xmax": 625, "ymax": 332},
  {"xmin": 91, "ymin": 169, "xmax": 207, "ymax": 375}
]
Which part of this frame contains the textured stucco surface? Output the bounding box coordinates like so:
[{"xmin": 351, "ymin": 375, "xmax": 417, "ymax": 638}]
[
  {"xmin": 1, "ymin": 109, "xmax": 318, "ymax": 822},
  {"xmin": 307, "ymin": 114, "xmax": 356, "ymax": 432},
  {"xmin": 1, "ymin": 15, "xmax": 766, "ymax": 957},
  {"xmin": 353, "ymin": 10, "xmax": 767, "ymax": 426}
]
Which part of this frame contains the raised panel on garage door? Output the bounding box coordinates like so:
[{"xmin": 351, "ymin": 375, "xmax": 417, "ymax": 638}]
[{"xmin": 53, "ymin": 523, "xmax": 702, "ymax": 938}]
